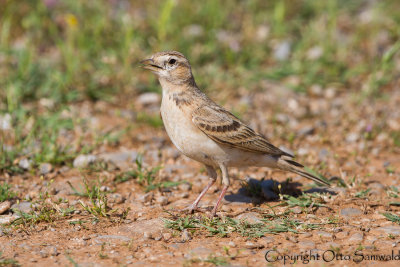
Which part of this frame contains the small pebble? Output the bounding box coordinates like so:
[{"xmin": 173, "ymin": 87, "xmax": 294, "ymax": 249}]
[
  {"xmin": 340, "ymin": 207, "xmax": 362, "ymax": 217},
  {"xmin": 138, "ymin": 192, "xmax": 153, "ymax": 203},
  {"xmin": 39, "ymin": 250, "xmax": 48, "ymax": 258},
  {"xmin": 348, "ymin": 232, "xmax": 364, "ymax": 243},
  {"xmin": 228, "ymin": 241, "xmax": 236, "ymax": 247},
  {"xmin": 156, "ymin": 196, "xmax": 169, "ymax": 206},
  {"xmin": 100, "ymin": 186, "xmax": 111, "ymax": 192},
  {"xmin": 335, "ymin": 231, "xmax": 348, "ymax": 239},
  {"xmin": 39, "ymin": 163, "xmax": 53, "ymax": 175},
  {"xmin": 245, "ymin": 241, "xmax": 264, "ymax": 249},
  {"xmin": 178, "ymin": 183, "xmax": 191, "ymax": 191},
  {"xmin": 0, "ymin": 201, "xmax": 11, "ymax": 215},
  {"xmin": 19, "ymin": 158, "xmax": 32, "ymax": 170},
  {"xmin": 143, "ymin": 232, "xmax": 153, "ymax": 240},
  {"xmin": 73, "ymin": 154, "xmax": 97, "ymax": 168},
  {"xmin": 181, "ymin": 230, "xmax": 191, "ymax": 242},
  {"xmin": 163, "ymin": 233, "xmax": 172, "ymax": 241}
]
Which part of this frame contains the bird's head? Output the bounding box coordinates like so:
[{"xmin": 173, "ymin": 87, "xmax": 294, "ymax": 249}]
[{"xmin": 140, "ymin": 51, "xmax": 193, "ymax": 84}]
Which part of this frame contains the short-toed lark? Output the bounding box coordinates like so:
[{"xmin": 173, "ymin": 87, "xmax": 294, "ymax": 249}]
[{"xmin": 141, "ymin": 51, "xmax": 329, "ymax": 217}]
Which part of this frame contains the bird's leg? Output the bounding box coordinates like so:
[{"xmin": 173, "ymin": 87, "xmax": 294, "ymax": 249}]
[
  {"xmin": 186, "ymin": 165, "xmax": 217, "ymax": 213},
  {"xmin": 210, "ymin": 164, "xmax": 230, "ymax": 218}
]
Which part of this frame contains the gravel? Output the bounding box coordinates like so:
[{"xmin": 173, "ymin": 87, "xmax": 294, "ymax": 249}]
[
  {"xmin": 340, "ymin": 207, "xmax": 362, "ymax": 217},
  {"xmin": 39, "ymin": 163, "xmax": 53, "ymax": 175},
  {"xmin": 73, "ymin": 154, "xmax": 97, "ymax": 168},
  {"xmin": 0, "ymin": 201, "xmax": 11, "ymax": 215},
  {"xmin": 19, "ymin": 158, "xmax": 32, "ymax": 170},
  {"xmin": 11, "ymin": 201, "xmax": 32, "ymax": 213}
]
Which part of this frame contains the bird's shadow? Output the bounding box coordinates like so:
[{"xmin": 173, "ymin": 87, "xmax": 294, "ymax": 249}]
[{"xmin": 224, "ymin": 178, "xmax": 337, "ymax": 204}]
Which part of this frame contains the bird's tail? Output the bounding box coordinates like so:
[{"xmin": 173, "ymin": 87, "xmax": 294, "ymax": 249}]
[{"xmin": 277, "ymin": 156, "xmax": 330, "ymax": 186}]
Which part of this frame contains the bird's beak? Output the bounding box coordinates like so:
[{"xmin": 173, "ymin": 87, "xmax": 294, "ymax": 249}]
[{"xmin": 140, "ymin": 58, "xmax": 163, "ymax": 72}]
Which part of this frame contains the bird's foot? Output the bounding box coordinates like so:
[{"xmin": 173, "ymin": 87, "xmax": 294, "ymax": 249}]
[{"xmin": 180, "ymin": 205, "xmax": 212, "ymax": 214}]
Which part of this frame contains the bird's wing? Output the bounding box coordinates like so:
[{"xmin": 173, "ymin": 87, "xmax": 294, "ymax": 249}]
[{"xmin": 192, "ymin": 105, "xmax": 292, "ymax": 157}]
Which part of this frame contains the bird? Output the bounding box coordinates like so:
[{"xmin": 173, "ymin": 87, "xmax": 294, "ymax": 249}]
[{"xmin": 140, "ymin": 51, "xmax": 329, "ymax": 217}]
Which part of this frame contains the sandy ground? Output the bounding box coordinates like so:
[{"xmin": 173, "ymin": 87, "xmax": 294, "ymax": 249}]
[{"xmin": 1, "ymin": 84, "xmax": 400, "ymax": 266}]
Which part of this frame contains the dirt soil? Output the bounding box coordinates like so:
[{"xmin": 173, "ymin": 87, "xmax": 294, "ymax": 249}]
[{"xmin": 1, "ymin": 84, "xmax": 400, "ymax": 266}]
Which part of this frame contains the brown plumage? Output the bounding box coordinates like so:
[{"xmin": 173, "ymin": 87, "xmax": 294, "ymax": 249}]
[{"xmin": 141, "ymin": 51, "xmax": 330, "ymax": 217}]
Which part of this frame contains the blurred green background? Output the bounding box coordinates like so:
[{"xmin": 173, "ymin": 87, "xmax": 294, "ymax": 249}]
[{"xmin": 1, "ymin": 0, "xmax": 399, "ymax": 173}]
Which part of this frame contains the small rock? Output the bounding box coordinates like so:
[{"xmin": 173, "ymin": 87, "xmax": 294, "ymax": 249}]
[
  {"xmin": 318, "ymin": 148, "xmax": 329, "ymax": 161},
  {"xmin": 255, "ymin": 24, "xmax": 269, "ymax": 41},
  {"xmin": 340, "ymin": 207, "xmax": 362, "ymax": 218},
  {"xmin": 19, "ymin": 158, "xmax": 32, "ymax": 170},
  {"xmin": 275, "ymin": 113, "xmax": 289, "ymax": 123},
  {"xmin": 39, "ymin": 250, "xmax": 48, "ymax": 258},
  {"xmin": 138, "ymin": 192, "xmax": 153, "ymax": 203},
  {"xmin": 298, "ymin": 241, "xmax": 315, "ymax": 250},
  {"xmin": 73, "ymin": 154, "xmax": 97, "ymax": 168},
  {"xmin": 99, "ymin": 150, "xmax": 138, "ymax": 167},
  {"xmin": 245, "ymin": 241, "xmax": 264, "ymax": 249},
  {"xmin": 163, "ymin": 232, "xmax": 172, "ymax": 241},
  {"xmin": 143, "ymin": 232, "xmax": 153, "ymax": 240},
  {"xmin": 0, "ymin": 214, "xmax": 19, "ymax": 224},
  {"xmin": 324, "ymin": 87, "xmax": 336, "ymax": 99},
  {"xmin": 298, "ymin": 126, "xmax": 315, "ymax": 136},
  {"xmin": 156, "ymin": 196, "xmax": 169, "ymax": 206},
  {"xmin": 375, "ymin": 240, "xmax": 396, "ymax": 248},
  {"xmin": 183, "ymin": 24, "xmax": 204, "ymax": 37},
  {"xmin": 317, "ymin": 231, "xmax": 332, "ymax": 238},
  {"xmin": 178, "ymin": 192, "xmax": 189, "ymax": 198},
  {"xmin": 307, "ymin": 46, "xmax": 323, "ymax": 60},
  {"xmin": 0, "ymin": 201, "xmax": 11, "ymax": 215},
  {"xmin": 235, "ymin": 212, "xmax": 263, "ymax": 224},
  {"xmin": 310, "ymin": 84, "xmax": 323, "ymax": 96},
  {"xmin": 365, "ymin": 236, "xmax": 377, "ymax": 245},
  {"xmin": 292, "ymin": 206, "xmax": 302, "ymax": 214},
  {"xmin": 100, "ymin": 186, "xmax": 111, "ymax": 192},
  {"xmin": 221, "ymin": 205, "xmax": 232, "ymax": 212},
  {"xmin": 11, "ymin": 202, "xmax": 32, "ymax": 213},
  {"xmin": 274, "ymin": 40, "xmax": 291, "ymax": 61},
  {"xmin": 59, "ymin": 166, "xmax": 70, "ymax": 173},
  {"xmin": 228, "ymin": 241, "xmax": 236, "ymax": 247},
  {"xmin": 49, "ymin": 246, "xmax": 58, "ymax": 256},
  {"xmin": 94, "ymin": 235, "xmax": 131, "ymax": 244},
  {"xmin": 300, "ymin": 232, "xmax": 312, "ymax": 238},
  {"xmin": 0, "ymin": 113, "xmax": 12, "ymax": 130},
  {"xmin": 178, "ymin": 183, "xmax": 191, "ymax": 191},
  {"xmin": 120, "ymin": 218, "xmax": 164, "ymax": 237},
  {"xmin": 371, "ymin": 225, "xmax": 400, "ymax": 236},
  {"xmin": 259, "ymin": 236, "xmax": 275, "ymax": 246},
  {"xmin": 368, "ymin": 182, "xmax": 385, "ymax": 195},
  {"xmin": 136, "ymin": 93, "xmax": 160, "ymax": 107},
  {"xmin": 181, "ymin": 230, "xmax": 191, "ymax": 242},
  {"xmin": 109, "ymin": 193, "xmax": 125, "ymax": 204},
  {"xmin": 297, "ymin": 148, "xmax": 309, "ymax": 156},
  {"xmin": 287, "ymin": 235, "xmax": 298, "ymax": 243},
  {"xmin": 346, "ymin": 132, "xmax": 359, "ymax": 143},
  {"xmin": 324, "ymin": 242, "xmax": 341, "ymax": 249},
  {"xmin": 335, "ymin": 231, "xmax": 348, "ymax": 239},
  {"xmin": 189, "ymin": 247, "xmax": 215, "ymax": 259},
  {"xmin": 348, "ymin": 233, "xmax": 363, "ymax": 243},
  {"xmin": 39, "ymin": 163, "xmax": 52, "ymax": 175}
]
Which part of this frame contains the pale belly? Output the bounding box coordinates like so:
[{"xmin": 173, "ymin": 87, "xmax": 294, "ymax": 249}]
[
  {"xmin": 160, "ymin": 97, "xmax": 277, "ymax": 168},
  {"xmin": 160, "ymin": 98, "xmax": 222, "ymax": 166}
]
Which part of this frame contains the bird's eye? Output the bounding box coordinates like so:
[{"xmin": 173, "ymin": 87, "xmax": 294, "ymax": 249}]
[{"xmin": 168, "ymin": 58, "xmax": 176, "ymax": 65}]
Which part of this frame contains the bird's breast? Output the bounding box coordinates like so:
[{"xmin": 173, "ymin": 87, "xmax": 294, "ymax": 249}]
[{"xmin": 160, "ymin": 95, "xmax": 223, "ymax": 165}]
